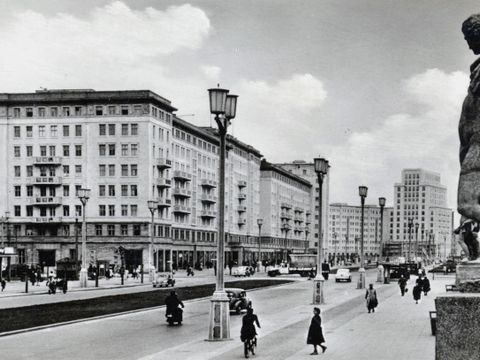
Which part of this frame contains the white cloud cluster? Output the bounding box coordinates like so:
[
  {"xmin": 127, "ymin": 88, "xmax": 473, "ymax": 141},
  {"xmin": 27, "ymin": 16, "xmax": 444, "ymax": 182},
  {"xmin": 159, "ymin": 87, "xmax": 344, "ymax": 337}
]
[
  {"xmin": 326, "ymin": 68, "xmax": 469, "ymax": 209},
  {"xmin": 0, "ymin": 1, "xmax": 211, "ymax": 91}
]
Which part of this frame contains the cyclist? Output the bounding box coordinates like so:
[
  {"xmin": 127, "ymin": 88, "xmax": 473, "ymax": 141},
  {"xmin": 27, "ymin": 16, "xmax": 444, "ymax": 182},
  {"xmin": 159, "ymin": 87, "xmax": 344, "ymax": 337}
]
[{"xmin": 240, "ymin": 307, "xmax": 261, "ymax": 358}]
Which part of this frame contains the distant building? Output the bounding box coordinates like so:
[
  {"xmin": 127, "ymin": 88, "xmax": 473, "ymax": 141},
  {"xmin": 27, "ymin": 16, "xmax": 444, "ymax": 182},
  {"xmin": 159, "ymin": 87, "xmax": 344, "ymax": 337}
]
[{"xmin": 385, "ymin": 169, "xmax": 453, "ymax": 259}]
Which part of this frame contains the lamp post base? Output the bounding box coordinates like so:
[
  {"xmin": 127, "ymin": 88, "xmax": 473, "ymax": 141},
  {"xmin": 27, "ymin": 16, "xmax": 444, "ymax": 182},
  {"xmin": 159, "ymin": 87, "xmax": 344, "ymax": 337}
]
[
  {"xmin": 79, "ymin": 268, "xmax": 88, "ymax": 288},
  {"xmin": 149, "ymin": 267, "xmax": 155, "ymax": 283},
  {"xmin": 357, "ymin": 267, "xmax": 366, "ymax": 289},
  {"xmin": 207, "ymin": 290, "xmax": 231, "ymax": 341},
  {"xmin": 312, "ymin": 275, "xmax": 325, "ymax": 304}
]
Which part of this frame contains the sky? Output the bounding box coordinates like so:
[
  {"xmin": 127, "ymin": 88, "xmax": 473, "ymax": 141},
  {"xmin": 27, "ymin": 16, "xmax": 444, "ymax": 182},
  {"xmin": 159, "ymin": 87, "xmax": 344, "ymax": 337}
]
[{"xmin": 0, "ymin": 0, "xmax": 479, "ymax": 212}]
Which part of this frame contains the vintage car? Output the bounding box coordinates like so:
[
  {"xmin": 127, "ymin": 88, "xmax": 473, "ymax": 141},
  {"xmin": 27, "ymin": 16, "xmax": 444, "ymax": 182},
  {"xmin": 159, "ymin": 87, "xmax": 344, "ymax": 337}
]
[
  {"xmin": 225, "ymin": 288, "xmax": 252, "ymax": 314},
  {"xmin": 335, "ymin": 268, "xmax": 352, "ymax": 282},
  {"xmin": 152, "ymin": 273, "xmax": 176, "ymax": 288},
  {"xmin": 232, "ymin": 266, "xmax": 252, "ymax": 277}
]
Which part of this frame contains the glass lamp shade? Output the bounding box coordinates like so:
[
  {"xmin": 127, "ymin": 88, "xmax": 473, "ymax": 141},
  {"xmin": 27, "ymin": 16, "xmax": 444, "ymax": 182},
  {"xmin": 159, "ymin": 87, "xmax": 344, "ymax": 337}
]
[
  {"xmin": 78, "ymin": 188, "xmax": 91, "ymax": 200},
  {"xmin": 379, "ymin": 197, "xmax": 386, "ymax": 207},
  {"xmin": 358, "ymin": 186, "xmax": 368, "ymax": 198},
  {"xmin": 225, "ymin": 94, "xmax": 238, "ymax": 119},
  {"xmin": 257, "ymin": 218, "xmax": 263, "ymax": 226},
  {"xmin": 208, "ymin": 87, "xmax": 229, "ymax": 115},
  {"xmin": 314, "ymin": 157, "xmax": 329, "ymax": 175},
  {"xmin": 147, "ymin": 200, "xmax": 158, "ymax": 211}
]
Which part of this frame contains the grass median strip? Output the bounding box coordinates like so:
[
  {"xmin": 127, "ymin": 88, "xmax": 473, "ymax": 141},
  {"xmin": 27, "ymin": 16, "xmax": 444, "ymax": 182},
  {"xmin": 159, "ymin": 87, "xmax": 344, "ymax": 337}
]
[{"xmin": 0, "ymin": 279, "xmax": 292, "ymax": 333}]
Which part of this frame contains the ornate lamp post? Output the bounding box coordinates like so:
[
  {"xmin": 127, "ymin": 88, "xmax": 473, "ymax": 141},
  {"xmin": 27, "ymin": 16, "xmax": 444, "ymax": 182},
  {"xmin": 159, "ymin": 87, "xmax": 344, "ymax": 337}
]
[
  {"xmin": 332, "ymin": 232, "xmax": 338, "ymax": 266},
  {"xmin": 257, "ymin": 219, "xmax": 263, "ymax": 271},
  {"xmin": 407, "ymin": 218, "xmax": 413, "ymax": 262},
  {"xmin": 414, "ymin": 222, "xmax": 419, "ymax": 262},
  {"xmin": 147, "ymin": 200, "xmax": 158, "ymax": 282},
  {"xmin": 378, "ymin": 197, "xmax": 386, "ymax": 257},
  {"xmin": 283, "ymin": 223, "xmax": 291, "ymax": 262},
  {"xmin": 77, "ymin": 188, "xmax": 91, "ymax": 288},
  {"xmin": 207, "ymin": 86, "xmax": 238, "ymax": 341},
  {"xmin": 313, "ymin": 157, "xmax": 329, "ymax": 304},
  {"xmin": 357, "ymin": 186, "xmax": 368, "ymax": 289}
]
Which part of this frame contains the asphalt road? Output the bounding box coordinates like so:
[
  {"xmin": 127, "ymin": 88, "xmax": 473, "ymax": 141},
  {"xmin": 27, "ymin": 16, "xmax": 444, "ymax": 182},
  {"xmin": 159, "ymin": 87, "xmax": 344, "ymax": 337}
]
[{"xmin": 0, "ymin": 271, "xmax": 382, "ymax": 360}]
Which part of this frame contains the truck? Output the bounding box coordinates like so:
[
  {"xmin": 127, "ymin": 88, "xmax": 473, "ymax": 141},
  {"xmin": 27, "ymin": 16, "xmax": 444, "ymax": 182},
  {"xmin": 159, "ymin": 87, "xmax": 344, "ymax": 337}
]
[{"xmin": 267, "ymin": 254, "xmax": 317, "ymax": 277}]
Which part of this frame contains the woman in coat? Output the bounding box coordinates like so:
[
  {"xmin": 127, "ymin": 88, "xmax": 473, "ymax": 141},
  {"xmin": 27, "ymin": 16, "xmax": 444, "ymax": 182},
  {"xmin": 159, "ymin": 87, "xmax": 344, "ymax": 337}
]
[
  {"xmin": 307, "ymin": 307, "xmax": 327, "ymax": 355},
  {"xmin": 240, "ymin": 307, "xmax": 261, "ymax": 343},
  {"xmin": 422, "ymin": 277, "xmax": 431, "ymax": 295},
  {"xmin": 413, "ymin": 283, "xmax": 422, "ymax": 304},
  {"xmin": 365, "ymin": 284, "xmax": 378, "ymax": 313}
]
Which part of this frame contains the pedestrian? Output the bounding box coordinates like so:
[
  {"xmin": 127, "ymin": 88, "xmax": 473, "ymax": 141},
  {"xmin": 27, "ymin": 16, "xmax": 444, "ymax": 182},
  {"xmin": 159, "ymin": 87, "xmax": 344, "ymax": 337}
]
[
  {"xmin": 307, "ymin": 307, "xmax": 327, "ymax": 355},
  {"xmin": 1, "ymin": 279, "xmax": 6, "ymax": 292},
  {"xmin": 398, "ymin": 275, "xmax": 408, "ymax": 296},
  {"xmin": 365, "ymin": 283, "xmax": 378, "ymax": 313},
  {"xmin": 422, "ymin": 276, "xmax": 431, "ymax": 296},
  {"xmin": 62, "ymin": 279, "xmax": 68, "ymax": 294},
  {"xmin": 36, "ymin": 270, "xmax": 41, "ymax": 286},
  {"xmin": 413, "ymin": 283, "xmax": 422, "ymax": 304}
]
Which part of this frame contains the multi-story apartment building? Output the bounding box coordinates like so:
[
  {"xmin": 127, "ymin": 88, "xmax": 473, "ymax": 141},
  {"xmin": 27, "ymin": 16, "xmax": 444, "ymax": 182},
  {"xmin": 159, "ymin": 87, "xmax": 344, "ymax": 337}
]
[
  {"xmin": 276, "ymin": 160, "xmax": 330, "ymax": 250},
  {"xmin": 386, "ymin": 169, "xmax": 453, "ymax": 259},
  {"xmin": 328, "ymin": 203, "xmax": 392, "ymax": 264},
  {"xmin": 259, "ymin": 160, "xmax": 312, "ymax": 263},
  {"xmin": 0, "ymin": 89, "xmax": 263, "ymax": 274}
]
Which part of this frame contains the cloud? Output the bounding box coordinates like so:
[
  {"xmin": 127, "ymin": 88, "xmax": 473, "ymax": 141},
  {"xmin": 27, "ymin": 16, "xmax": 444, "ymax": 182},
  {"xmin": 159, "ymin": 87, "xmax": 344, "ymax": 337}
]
[
  {"xmin": 325, "ymin": 68, "xmax": 469, "ymax": 209},
  {"xmin": 0, "ymin": 1, "xmax": 211, "ymax": 91},
  {"xmin": 201, "ymin": 65, "xmax": 222, "ymax": 80}
]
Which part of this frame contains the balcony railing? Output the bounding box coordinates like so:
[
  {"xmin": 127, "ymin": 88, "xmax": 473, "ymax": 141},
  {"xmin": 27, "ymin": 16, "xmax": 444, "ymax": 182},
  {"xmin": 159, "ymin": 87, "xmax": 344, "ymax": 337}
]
[
  {"xmin": 35, "ymin": 217, "xmax": 63, "ymax": 223},
  {"xmin": 294, "ymin": 207, "xmax": 304, "ymax": 213},
  {"xmin": 156, "ymin": 178, "xmax": 172, "ymax": 188},
  {"xmin": 172, "ymin": 205, "xmax": 191, "ymax": 214},
  {"xmin": 173, "ymin": 170, "xmax": 192, "ymax": 181},
  {"xmin": 201, "ymin": 194, "xmax": 217, "ymax": 203},
  {"xmin": 238, "ymin": 180, "xmax": 247, "ymax": 188},
  {"xmin": 200, "ymin": 210, "xmax": 217, "ymax": 218},
  {"xmin": 157, "ymin": 198, "xmax": 172, "ymax": 207},
  {"xmin": 156, "ymin": 157, "xmax": 172, "ymax": 169},
  {"xmin": 32, "ymin": 156, "xmax": 62, "ymax": 166},
  {"xmin": 237, "ymin": 205, "xmax": 247, "ymax": 213},
  {"xmin": 29, "ymin": 196, "xmax": 62, "ymax": 206},
  {"xmin": 281, "ymin": 202, "xmax": 292, "ymax": 209},
  {"xmin": 27, "ymin": 176, "xmax": 63, "ymax": 185},
  {"xmin": 238, "ymin": 218, "xmax": 247, "ymax": 225},
  {"xmin": 237, "ymin": 193, "xmax": 247, "ymax": 200},
  {"xmin": 280, "ymin": 212, "xmax": 292, "ymax": 220},
  {"xmin": 200, "ymin": 179, "xmax": 217, "ymax": 188},
  {"xmin": 294, "ymin": 215, "xmax": 304, "ymax": 222},
  {"xmin": 172, "ymin": 188, "xmax": 192, "ymax": 198}
]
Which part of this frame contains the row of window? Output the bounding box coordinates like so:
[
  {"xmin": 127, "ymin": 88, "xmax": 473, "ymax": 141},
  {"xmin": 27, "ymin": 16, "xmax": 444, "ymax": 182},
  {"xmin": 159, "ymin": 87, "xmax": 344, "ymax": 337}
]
[
  {"xmin": 173, "ymin": 128, "xmax": 217, "ymax": 155},
  {"xmin": 12, "ymin": 123, "xmax": 139, "ymax": 139},
  {"xmin": 98, "ymin": 143, "xmax": 138, "ymax": 156},
  {"xmin": 14, "ymin": 144, "xmax": 83, "ymax": 157},
  {"xmin": 10, "ymin": 104, "xmax": 151, "ymax": 118},
  {"xmin": 99, "ymin": 185, "xmax": 138, "ymax": 197},
  {"xmin": 13, "ymin": 184, "xmax": 139, "ymax": 198}
]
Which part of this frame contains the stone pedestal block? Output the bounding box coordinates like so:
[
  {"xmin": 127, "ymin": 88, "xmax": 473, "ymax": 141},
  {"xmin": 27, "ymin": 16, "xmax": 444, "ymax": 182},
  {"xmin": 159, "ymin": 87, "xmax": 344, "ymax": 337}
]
[
  {"xmin": 207, "ymin": 290, "xmax": 231, "ymax": 341},
  {"xmin": 435, "ymin": 295, "xmax": 480, "ymax": 359},
  {"xmin": 455, "ymin": 262, "xmax": 480, "ymax": 286}
]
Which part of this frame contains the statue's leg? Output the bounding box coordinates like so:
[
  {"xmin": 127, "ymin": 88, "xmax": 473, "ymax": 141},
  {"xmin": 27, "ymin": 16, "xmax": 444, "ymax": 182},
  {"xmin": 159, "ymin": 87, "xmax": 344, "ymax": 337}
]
[
  {"xmin": 458, "ymin": 173, "xmax": 480, "ymax": 223},
  {"xmin": 471, "ymin": 234, "xmax": 480, "ymax": 259},
  {"xmin": 458, "ymin": 234, "xmax": 471, "ymax": 260}
]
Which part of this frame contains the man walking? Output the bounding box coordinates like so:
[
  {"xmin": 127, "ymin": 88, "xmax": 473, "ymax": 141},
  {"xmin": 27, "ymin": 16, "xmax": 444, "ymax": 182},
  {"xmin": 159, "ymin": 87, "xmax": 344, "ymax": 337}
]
[{"xmin": 398, "ymin": 275, "xmax": 408, "ymax": 296}]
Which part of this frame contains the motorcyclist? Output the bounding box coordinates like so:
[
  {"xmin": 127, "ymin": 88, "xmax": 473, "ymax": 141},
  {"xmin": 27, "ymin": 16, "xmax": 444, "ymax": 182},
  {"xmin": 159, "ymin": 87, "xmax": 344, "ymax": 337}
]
[{"xmin": 165, "ymin": 290, "xmax": 184, "ymax": 318}]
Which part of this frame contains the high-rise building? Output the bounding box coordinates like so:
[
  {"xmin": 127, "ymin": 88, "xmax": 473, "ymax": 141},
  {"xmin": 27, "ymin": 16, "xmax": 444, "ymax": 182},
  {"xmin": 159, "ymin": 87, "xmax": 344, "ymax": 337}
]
[
  {"xmin": 387, "ymin": 169, "xmax": 453, "ymax": 259},
  {"xmin": 328, "ymin": 203, "xmax": 392, "ymax": 264},
  {"xmin": 276, "ymin": 160, "xmax": 330, "ymax": 250}
]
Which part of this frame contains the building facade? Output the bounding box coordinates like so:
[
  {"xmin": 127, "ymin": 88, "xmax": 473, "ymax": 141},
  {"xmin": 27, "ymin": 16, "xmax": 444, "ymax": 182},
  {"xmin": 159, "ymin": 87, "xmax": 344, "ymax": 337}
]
[
  {"xmin": 259, "ymin": 160, "xmax": 312, "ymax": 263},
  {"xmin": 328, "ymin": 203, "xmax": 392, "ymax": 265},
  {"xmin": 385, "ymin": 169, "xmax": 454, "ymax": 260}
]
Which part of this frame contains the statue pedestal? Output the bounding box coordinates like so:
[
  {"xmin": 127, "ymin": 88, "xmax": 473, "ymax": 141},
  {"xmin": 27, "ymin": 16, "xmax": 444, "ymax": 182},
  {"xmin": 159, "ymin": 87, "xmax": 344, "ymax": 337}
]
[{"xmin": 455, "ymin": 262, "xmax": 480, "ymax": 287}]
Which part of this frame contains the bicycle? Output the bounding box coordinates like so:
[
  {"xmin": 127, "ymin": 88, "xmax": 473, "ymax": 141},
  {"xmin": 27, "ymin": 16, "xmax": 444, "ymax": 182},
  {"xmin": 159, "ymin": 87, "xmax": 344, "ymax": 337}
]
[{"xmin": 243, "ymin": 336, "xmax": 257, "ymax": 358}]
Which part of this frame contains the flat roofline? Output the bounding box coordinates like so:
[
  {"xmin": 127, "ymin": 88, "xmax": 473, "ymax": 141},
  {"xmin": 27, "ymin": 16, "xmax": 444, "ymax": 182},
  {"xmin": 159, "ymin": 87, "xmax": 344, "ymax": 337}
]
[{"xmin": 260, "ymin": 159, "xmax": 312, "ymax": 187}]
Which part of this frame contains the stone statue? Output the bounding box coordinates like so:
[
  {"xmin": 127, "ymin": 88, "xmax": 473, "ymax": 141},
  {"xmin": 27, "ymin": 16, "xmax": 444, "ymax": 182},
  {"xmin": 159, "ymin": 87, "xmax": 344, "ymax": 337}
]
[{"xmin": 457, "ymin": 14, "xmax": 480, "ymax": 262}]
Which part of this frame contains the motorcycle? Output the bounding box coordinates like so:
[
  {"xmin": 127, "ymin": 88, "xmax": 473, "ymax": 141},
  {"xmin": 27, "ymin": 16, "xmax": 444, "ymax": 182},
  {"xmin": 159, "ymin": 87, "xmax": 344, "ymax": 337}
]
[{"xmin": 166, "ymin": 306, "xmax": 183, "ymax": 326}]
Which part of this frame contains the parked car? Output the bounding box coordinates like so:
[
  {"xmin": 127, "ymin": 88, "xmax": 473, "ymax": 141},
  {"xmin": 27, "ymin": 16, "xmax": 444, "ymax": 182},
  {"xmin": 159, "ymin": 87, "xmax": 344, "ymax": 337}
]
[
  {"xmin": 232, "ymin": 266, "xmax": 251, "ymax": 277},
  {"xmin": 429, "ymin": 260, "xmax": 457, "ymax": 273},
  {"xmin": 153, "ymin": 273, "xmax": 175, "ymax": 288},
  {"xmin": 225, "ymin": 288, "xmax": 252, "ymax": 314},
  {"xmin": 335, "ymin": 268, "xmax": 352, "ymax": 282}
]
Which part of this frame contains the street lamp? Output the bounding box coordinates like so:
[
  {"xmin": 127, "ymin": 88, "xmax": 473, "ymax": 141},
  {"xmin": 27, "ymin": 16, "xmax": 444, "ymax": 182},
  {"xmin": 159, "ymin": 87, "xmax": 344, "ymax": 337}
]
[
  {"xmin": 77, "ymin": 188, "xmax": 91, "ymax": 288},
  {"xmin": 332, "ymin": 232, "xmax": 338, "ymax": 266},
  {"xmin": 147, "ymin": 200, "xmax": 158, "ymax": 282},
  {"xmin": 0, "ymin": 212, "xmax": 9, "ymax": 283},
  {"xmin": 257, "ymin": 219, "xmax": 263, "ymax": 271},
  {"xmin": 415, "ymin": 222, "xmax": 419, "ymax": 262},
  {"xmin": 313, "ymin": 157, "xmax": 329, "ymax": 304},
  {"xmin": 357, "ymin": 185, "xmax": 368, "ymax": 289},
  {"xmin": 207, "ymin": 86, "xmax": 238, "ymax": 341},
  {"xmin": 283, "ymin": 223, "xmax": 291, "ymax": 262},
  {"xmin": 378, "ymin": 197, "xmax": 386, "ymax": 258},
  {"xmin": 407, "ymin": 218, "xmax": 413, "ymax": 263}
]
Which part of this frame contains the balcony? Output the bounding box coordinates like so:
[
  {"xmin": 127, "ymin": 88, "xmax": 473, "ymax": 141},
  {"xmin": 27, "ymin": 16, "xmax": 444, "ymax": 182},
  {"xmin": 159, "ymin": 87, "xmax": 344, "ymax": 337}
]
[
  {"xmin": 306, "ymin": 210, "xmax": 312, "ymax": 216},
  {"xmin": 200, "ymin": 210, "xmax": 217, "ymax": 218},
  {"xmin": 32, "ymin": 156, "xmax": 62, "ymax": 166},
  {"xmin": 172, "ymin": 188, "xmax": 192, "ymax": 198},
  {"xmin": 157, "ymin": 197, "xmax": 172, "ymax": 207},
  {"xmin": 200, "ymin": 179, "xmax": 217, "ymax": 188},
  {"xmin": 238, "ymin": 180, "xmax": 247, "ymax": 188},
  {"xmin": 280, "ymin": 212, "xmax": 293, "ymax": 220},
  {"xmin": 281, "ymin": 202, "xmax": 292, "ymax": 209},
  {"xmin": 35, "ymin": 217, "xmax": 63, "ymax": 223},
  {"xmin": 156, "ymin": 157, "xmax": 172, "ymax": 169},
  {"xmin": 237, "ymin": 205, "xmax": 247, "ymax": 213},
  {"xmin": 237, "ymin": 193, "xmax": 247, "ymax": 200},
  {"xmin": 294, "ymin": 215, "xmax": 304, "ymax": 222},
  {"xmin": 29, "ymin": 196, "xmax": 62, "ymax": 206},
  {"xmin": 156, "ymin": 178, "xmax": 172, "ymax": 188},
  {"xmin": 201, "ymin": 194, "xmax": 217, "ymax": 203},
  {"xmin": 27, "ymin": 176, "xmax": 63, "ymax": 185},
  {"xmin": 172, "ymin": 205, "xmax": 191, "ymax": 214},
  {"xmin": 238, "ymin": 218, "xmax": 247, "ymax": 225},
  {"xmin": 294, "ymin": 207, "xmax": 304, "ymax": 213},
  {"xmin": 173, "ymin": 170, "xmax": 192, "ymax": 181},
  {"xmin": 294, "ymin": 225, "xmax": 305, "ymax": 232}
]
